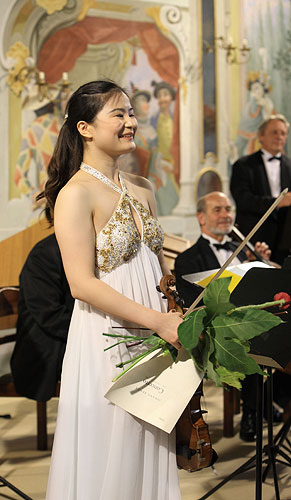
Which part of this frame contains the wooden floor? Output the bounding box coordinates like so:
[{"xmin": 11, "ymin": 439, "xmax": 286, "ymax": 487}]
[{"xmin": 1, "ymin": 380, "xmax": 291, "ymax": 500}]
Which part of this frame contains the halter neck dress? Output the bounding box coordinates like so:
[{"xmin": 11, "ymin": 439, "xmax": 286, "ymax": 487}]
[{"xmin": 45, "ymin": 163, "xmax": 181, "ymax": 500}]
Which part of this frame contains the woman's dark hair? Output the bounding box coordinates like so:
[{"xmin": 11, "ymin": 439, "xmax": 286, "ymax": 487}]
[{"xmin": 38, "ymin": 80, "xmax": 128, "ymax": 224}]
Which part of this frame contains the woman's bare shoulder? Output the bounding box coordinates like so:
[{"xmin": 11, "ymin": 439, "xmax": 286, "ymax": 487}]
[
  {"xmin": 55, "ymin": 174, "xmax": 93, "ymax": 211},
  {"xmin": 121, "ymin": 171, "xmax": 153, "ymax": 191}
]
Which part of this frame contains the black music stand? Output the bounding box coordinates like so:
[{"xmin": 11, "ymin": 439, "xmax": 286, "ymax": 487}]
[
  {"xmin": 0, "ymin": 476, "xmax": 33, "ymax": 499},
  {"xmin": 198, "ymin": 258, "xmax": 291, "ymax": 500}
]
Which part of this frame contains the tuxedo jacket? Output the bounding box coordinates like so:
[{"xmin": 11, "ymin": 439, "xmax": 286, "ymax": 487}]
[
  {"xmin": 230, "ymin": 150, "xmax": 291, "ymax": 262},
  {"xmin": 174, "ymin": 236, "xmax": 245, "ymax": 308},
  {"xmin": 10, "ymin": 234, "xmax": 74, "ymax": 402}
]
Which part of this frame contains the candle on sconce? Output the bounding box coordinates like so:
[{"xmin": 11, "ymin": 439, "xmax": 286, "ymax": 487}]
[
  {"xmin": 38, "ymin": 71, "xmax": 46, "ymax": 83},
  {"xmin": 227, "ymin": 35, "xmax": 233, "ymax": 46},
  {"xmin": 62, "ymin": 72, "xmax": 68, "ymax": 82},
  {"xmin": 242, "ymin": 38, "xmax": 248, "ymax": 49}
]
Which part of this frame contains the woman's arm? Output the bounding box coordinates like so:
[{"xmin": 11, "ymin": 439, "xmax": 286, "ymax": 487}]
[{"xmin": 54, "ymin": 181, "xmax": 182, "ymax": 348}]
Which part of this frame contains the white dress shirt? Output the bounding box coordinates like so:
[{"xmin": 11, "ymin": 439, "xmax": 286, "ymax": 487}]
[
  {"xmin": 202, "ymin": 233, "xmax": 242, "ymax": 267},
  {"xmin": 261, "ymin": 149, "xmax": 281, "ymax": 198}
]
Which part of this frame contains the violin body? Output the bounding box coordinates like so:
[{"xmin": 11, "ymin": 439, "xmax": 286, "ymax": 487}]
[
  {"xmin": 157, "ymin": 274, "xmax": 217, "ymax": 472},
  {"xmin": 176, "ymin": 383, "xmax": 217, "ymax": 472}
]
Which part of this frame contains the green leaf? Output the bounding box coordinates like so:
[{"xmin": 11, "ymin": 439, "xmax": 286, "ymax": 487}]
[
  {"xmin": 203, "ymin": 277, "xmax": 234, "ymax": 321},
  {"xmin": 178, "ymin": 308, "xmax": 207, "ymax": 350},
  {"xmin": 212, "ymin": 308, "xmax": 282, "ymax": 341},
  {"xmin": 190, "ymin": 346, "xmax": 204, "ymax": 371},
  {"xmin": 204, "ymin": 345, "xmax": 223, "ymax": 386},
  {"xmin": 210, "ymin": 328, "xmax": 265, "ymax": 375},
  {"xmin": 205, "ymin": 359, "xmax": 223, "ymax": 387},
  {"xmin": 200, "ymin": 331, "xmax": 214, "ymax": 371},
  {"xmin": 215, "ymin": 365, "xmax": 246, "ymax": 390},
  {"xmin": 142, "ymin": 334, "xmax": 165, "ymax": 347}
]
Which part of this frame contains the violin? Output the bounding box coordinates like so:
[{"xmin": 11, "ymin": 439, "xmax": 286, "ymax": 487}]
[{"xmin": 157, "ymin": 274, "xmax": 218, "ymax": 472}]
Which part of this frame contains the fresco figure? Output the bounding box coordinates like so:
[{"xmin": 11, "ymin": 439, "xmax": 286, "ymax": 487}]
[
  {"xmin": 14, "ymin": 85, "xmax": 62, "ymax": 219},
  {"xmin": 230, "ymin": 71, "xmax": 274, "ymax": 165},
  {"xmin": 131, "ymin": 86, "xmax": 156, "ymax": 146},
  {"xmin": 150, "ymin": 81, "xmax": 179, "ymax": 216},
  {"xmin": 119, "ymin": 86, "xmax": 157, "ymax": 177}
]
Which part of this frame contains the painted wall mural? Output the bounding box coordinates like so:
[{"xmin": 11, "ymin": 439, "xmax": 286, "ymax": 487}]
[
  {"xmin": 121, "ymin": 67, "xmax": 179, "ymax": 215},
  {"xmin": 230, "ymin": 68, "xmax": 275, "ymax": 164},
  {"xmin": 4, "ymin": 0, "xmax": 291, "ymax": 241},
  {"xmin": 11, "ymin": 13, "xmax": 181, "ymax": 218},
  {"xmin": 231, "ymin": 0, "xmax": 291, "ymax": 163},
  {"xmin": 201, "ymin": 0, "xmax": 217, "ymax": 160}
]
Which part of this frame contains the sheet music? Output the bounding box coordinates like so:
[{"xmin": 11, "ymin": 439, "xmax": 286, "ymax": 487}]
[{"xmin": 183, "ymin": 261, "xmax": 271, "ymax": 288}]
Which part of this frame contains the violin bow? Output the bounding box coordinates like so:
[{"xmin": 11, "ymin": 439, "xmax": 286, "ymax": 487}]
[{"xmin": 184, "ymin": 187, "xmax": 289, "ymax": 317}]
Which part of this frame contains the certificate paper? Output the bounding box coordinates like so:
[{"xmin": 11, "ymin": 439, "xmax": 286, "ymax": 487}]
[{"xmin": 105, "ymin": 348, "xmax": 203, "ymax": 433}]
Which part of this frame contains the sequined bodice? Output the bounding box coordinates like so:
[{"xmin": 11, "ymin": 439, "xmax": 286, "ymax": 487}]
[{"xmin": 81, "ymin": 163, "xmax": 164, "ymax": 273}]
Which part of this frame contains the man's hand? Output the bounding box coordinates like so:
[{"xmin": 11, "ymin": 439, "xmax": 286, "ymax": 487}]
[
  {"xmin": 254, "ymin": 241, "xmax": 271, "ymax": 260},
  {"xmin": 278, "ymin": 192, "xmax": 291, "ymax": 208},
  {"xmin": 245, "ymin": 241, "xmax": 271, "ymax": 262}
]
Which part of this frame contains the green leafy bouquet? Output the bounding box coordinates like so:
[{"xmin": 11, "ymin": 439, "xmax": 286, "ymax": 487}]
[{"xmin": 104, "ymin": 277, "xmax": 287, "ymax": 389}]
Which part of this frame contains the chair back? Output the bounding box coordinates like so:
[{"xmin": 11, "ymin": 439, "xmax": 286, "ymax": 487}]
[
  {"xmin": 0, "ymin": 287, "xmax": 19, "ymax": 332},
  {"xmin": 163, "ymin": 233, "xmax": 193, "ymax": 271},
  {"xmin": 0, "ymin": 287, "xmax": 19, "ymax": 380}
]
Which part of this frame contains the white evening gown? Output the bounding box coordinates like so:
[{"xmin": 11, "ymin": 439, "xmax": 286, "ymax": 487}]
[{"xmin": 45, "ymin": 163, "xmax": 181, "ymax": 500}]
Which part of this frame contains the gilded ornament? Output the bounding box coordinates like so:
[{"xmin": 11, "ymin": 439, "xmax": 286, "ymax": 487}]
[
  {"xmin": 36, "ymin": 0, "xmax": 68, "ymax": 15},
  {"xmin": 6, "ymin": 41, "xmax": 30, "ymax": 96},
  {"xmin": 146, "ymin": 7, "xmax": 168, "ymax": 35},
  {"xmin": 119, "ymin": 46, "xmax": 131, "ymax": 74},
  {"xmin": 78, "ymin": 0, "xmax": 132, "ymax": 21}
]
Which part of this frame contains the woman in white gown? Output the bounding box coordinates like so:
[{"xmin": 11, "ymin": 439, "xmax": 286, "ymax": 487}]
[{"xmin": 41, "ymin": 81, "xmax": 183, "ymax": 500}]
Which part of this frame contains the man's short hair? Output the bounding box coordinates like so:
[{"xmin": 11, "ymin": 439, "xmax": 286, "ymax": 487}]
[
  {"xmin": 258, "ymin": 114, "xmax": 290, "ymax": 136},
  {"xmin": 196, "ymin": 191, "xmax": 232, "ymax": 215},
  {"xmin": 196, "ymin": 195, "xmax": 207, "ymax": 214}
]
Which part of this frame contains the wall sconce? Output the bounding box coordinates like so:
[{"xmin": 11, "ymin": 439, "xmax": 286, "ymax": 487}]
[
  {"xmin": 203, "ymin": 36, "xmax": 251, "ymax": 65},
  {"xmin": 9, "ymin": 59, "xmax": 71, "ymax": 104}
]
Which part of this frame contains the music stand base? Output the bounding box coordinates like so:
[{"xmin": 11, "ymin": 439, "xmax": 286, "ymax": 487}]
[
  {"xmin": 197, "ymin": 371, "xmax": 291, "ymax": 500},
  {"xmin": 0, "ymin": 476, "xmax": 33, "ymax": 499}
]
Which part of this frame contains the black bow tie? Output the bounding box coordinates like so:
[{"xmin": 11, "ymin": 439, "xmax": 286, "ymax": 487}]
[
  {"xmin": 213, "ymin": 241, "xmax": 232, "ymax": 251},
  {"xmin": 268, "ymin": 156, "xmax": 281, "ymax": 161}
]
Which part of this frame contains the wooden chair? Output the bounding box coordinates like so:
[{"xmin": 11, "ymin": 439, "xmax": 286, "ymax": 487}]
[
  {"xmin": 0, "ymin": 220, "xmax": 54, "ymax": 449},
  {"xmin": 36, "ymin": 382, "xmax": 60, "ymax": 450},
  {"xmin": 163, "ymin": 232, "xmax": 193, "ymax": 271},
  {"xmin": 223, "ymin": 387, "xmax": 241, "ymax": 437},
  {"xmin": 0, "ymin": 286, "xmax": 57, "ymax": 450}
]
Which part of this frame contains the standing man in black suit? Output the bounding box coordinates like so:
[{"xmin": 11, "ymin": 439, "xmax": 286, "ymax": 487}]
[
  {"xmin": 231, "ymin": 114, "xmax": 291, "ymax": 265},
  {"xmin": 174, "ymin": 191, "xmax": 284, "ymax": 442},
  {"xmin": 10, "ymin": 234, "xmax": 74, "ymax": 402}
]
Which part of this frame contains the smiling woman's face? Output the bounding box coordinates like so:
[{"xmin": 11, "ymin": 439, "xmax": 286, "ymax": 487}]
[{"xmin": 81, "ymin": 92, "xmax": 138, "ymax": 158}]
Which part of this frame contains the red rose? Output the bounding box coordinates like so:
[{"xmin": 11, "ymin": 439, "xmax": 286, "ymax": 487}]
[{"xmin": 273, "ymin": 292, "xmax": 291, "ymax": 310}]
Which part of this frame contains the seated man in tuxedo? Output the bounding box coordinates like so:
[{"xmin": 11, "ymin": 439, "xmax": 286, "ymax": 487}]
[
  {"xmin": 231, "ymin": 113, "xmax": 291, "ymax": 265},
  {"xmin": 174, "ymin": 191, "xmax": 284, "ymax": 442},
  {"xmin": 10, "ymin": 233, "xmax": 74, "ymax": 402},
  {"xmin": 174, "ymin": 191, "xmax": 270, "ymax": 308}
]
